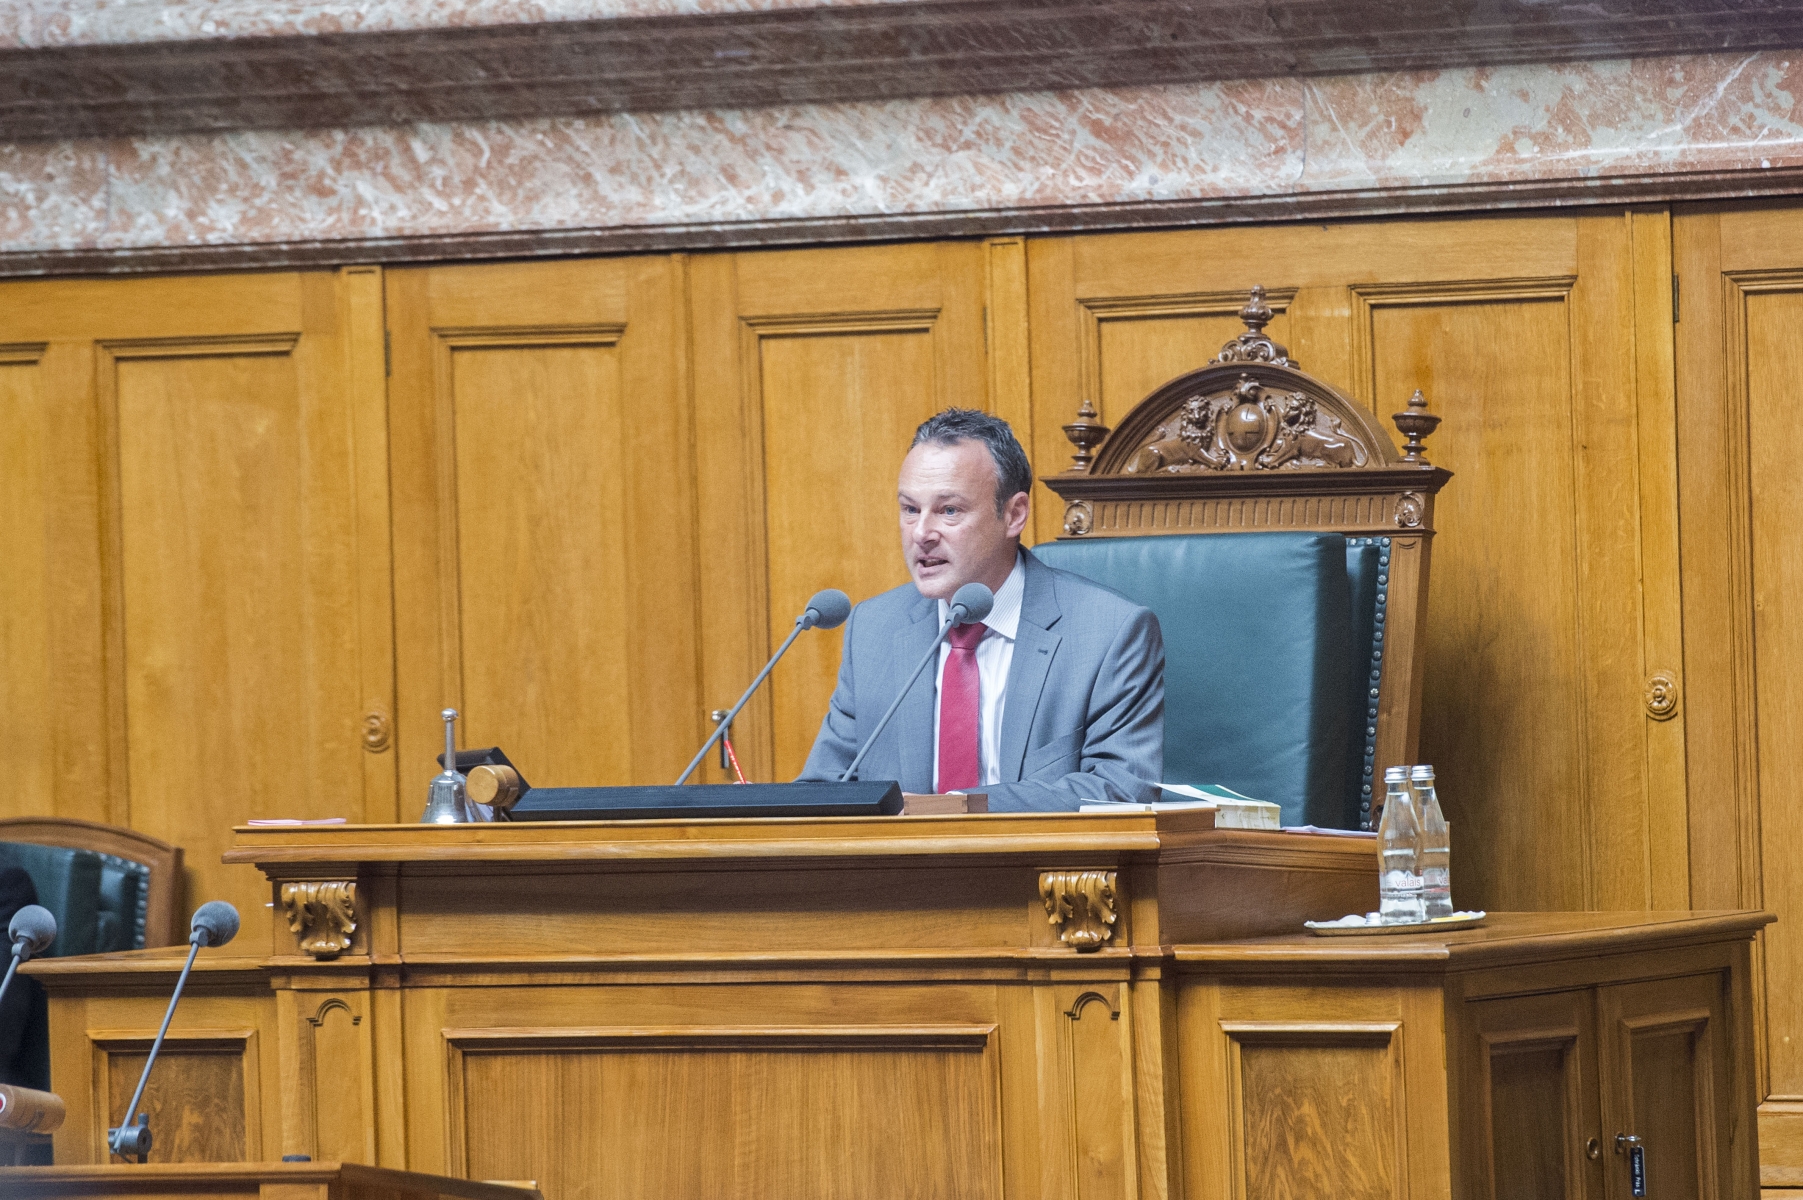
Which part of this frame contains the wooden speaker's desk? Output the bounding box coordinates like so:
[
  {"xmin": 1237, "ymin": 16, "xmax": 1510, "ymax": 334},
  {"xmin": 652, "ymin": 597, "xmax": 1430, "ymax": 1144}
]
[
  {"xmin": 0, "ymin": 1162, "xmax": 541, "ymax": 1200},
  {"xmin": 21, "ymin": 814, "xmax": 1770, "ymax": 1199}
]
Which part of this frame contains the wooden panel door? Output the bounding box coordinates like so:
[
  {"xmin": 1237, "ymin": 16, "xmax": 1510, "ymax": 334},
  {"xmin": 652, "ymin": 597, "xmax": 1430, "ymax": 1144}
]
[
  {"xmin": 0, "ymin": 269, "xmax": 393, "ymax": 926},
  {"xmin": 1457, "ymin": 989, "xmax": 1601, "ymax": 1200},
  {"xmin": 385, "ymin": 257, "xmax": 697, "ymax": 795},
  {"xmin": 1027, "ymin": 213, "xmax": 1686, "ymax": 914},
  {"xmin": 1672, "ymin": 202, "xmax": 1803, "ymax": 1186},
  {"xmin": 689, "ymin": 242, "xmax": 1008, "ymax": 782},
  {"xmin": 1596, "ymin": 974, "xmax": 1734, "ymax": 1200}
]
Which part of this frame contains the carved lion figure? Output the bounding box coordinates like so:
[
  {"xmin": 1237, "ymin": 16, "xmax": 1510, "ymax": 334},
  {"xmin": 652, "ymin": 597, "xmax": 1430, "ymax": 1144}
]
[
  {"xmin": 1259, "ymin": 392, "xmax": 1368, "ymax": 469},
  {"xmin": 1125, "ymin": 395, "xmax": 1227, "ymax": 473}
]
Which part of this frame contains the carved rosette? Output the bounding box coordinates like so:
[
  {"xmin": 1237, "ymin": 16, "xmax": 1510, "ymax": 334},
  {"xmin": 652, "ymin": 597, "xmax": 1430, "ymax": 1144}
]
[
  {"xmin": 281, "ymin": 881, "xmax": 358, "ymax": 958},
  {"xmin": 1039, "ymin": 870, "xmax": 1119, "ymax": 951}
]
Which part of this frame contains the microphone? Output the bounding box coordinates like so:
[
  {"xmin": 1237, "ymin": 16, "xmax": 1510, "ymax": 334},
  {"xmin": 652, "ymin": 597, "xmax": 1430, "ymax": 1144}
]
[
  {"xmin": 0, "ymin": 905, "xmax": 57, "ymax": 1012},
  {"xmin": 674, "ymin": 589, "xmax": 852, "ymax": 785},
  {"xmin": 839, "ymin": 582, "xmax": 994, "ymax": 783},
  {"xmin": 190, "ymin": 901, "xmax": 240, "ymax": 948},
  {"xmin": 0, "ymin": 905, "xmax": 55, "ymax": 1014},
  {"xmin": 108, "ymin": 901, "xmax": 241, "ymax": 1162}
]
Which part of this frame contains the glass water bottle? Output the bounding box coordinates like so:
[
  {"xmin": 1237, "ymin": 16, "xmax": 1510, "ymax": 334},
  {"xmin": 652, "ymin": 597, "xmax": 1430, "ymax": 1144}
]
[
  {"xmin": 1412, "ymin": 764, "xmax": 1453, "ymax": 918},
  {"xmin": 1377, "ymin": 766, "xmax": 1425, "ymax": 924}
]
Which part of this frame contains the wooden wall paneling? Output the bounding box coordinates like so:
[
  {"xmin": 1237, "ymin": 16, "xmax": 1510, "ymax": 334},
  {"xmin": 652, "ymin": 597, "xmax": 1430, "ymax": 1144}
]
[
  {"xmin": 1675, "ymin": 204, "xmax": 1803, "ymax": 1183},
  {"xmin": 1026, "ymin": 216, "xmax": 1679, "ymax": 914},
  {"xmin": 1626, "ymin": 210, "xmax": 1690, "ymax": 912},
  {"xmin": 689, "ymin": 242, "xmax": 989, "ymax": 782},
  {"xmin": 337, "ymin": 267, "xmax": 401, "ymax": 822},
  {"xmin": 1671, "ymin": 209, "xmax": 1749, "ymax": 916},
  {"xmin": 984, "ymin": 237, "xmax": 1036, "ymax": 542},
  {"xmin": 0, "ymin": 338, "xmax": 109, "ymax": 821},
  {"xmin": 87, "ymin": 273, "xmax": 376, "ymax": 922},
  {"xmin": 1676, "ymin": 201, "xmax": 1803, "ymax": 1187},
  {"xmin": 384, "ymin": 257, "xmax": 699, "ymax": 796}
]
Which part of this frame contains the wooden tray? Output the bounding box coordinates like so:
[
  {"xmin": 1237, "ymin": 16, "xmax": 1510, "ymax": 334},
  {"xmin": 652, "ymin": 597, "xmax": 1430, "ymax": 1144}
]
[{"xmin": 1305, "ymin": 911, "xmax": 1487, "ymax": 936}]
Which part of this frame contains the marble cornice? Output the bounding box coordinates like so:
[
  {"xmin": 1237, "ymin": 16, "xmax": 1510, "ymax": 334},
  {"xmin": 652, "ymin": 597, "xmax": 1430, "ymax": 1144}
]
[
  {"xmin": 6, "ymin": 164, "xmax": 1802, "ymax": 279},
  {"xmin": 4, "ymin": 0, "xmax": 1803, "ymax": 140}
]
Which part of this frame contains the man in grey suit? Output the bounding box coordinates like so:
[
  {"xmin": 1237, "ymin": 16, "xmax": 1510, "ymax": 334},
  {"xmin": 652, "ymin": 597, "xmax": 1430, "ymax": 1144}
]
[{"xmin": 800, "ymin": 409, "xmax": 1164, "ymax": 811}]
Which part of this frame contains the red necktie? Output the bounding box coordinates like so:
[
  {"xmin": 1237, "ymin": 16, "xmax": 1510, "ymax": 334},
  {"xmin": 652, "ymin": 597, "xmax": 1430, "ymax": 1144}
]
[{"xmin": 938, "ymin": 622, "xmax": 985, "ymax": 792}]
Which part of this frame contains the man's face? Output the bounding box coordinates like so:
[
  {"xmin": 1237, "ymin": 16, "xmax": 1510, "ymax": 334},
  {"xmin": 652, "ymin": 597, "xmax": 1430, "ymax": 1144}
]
[{"xmin": 897, "ymin": 439, "xmax": 1030, "ymax": 601}]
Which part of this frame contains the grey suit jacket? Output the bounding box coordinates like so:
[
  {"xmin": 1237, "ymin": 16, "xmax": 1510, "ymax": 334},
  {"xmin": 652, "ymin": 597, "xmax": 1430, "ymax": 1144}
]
[{"xmin": 798, "ymin": 549, "xmax": 1164, "ymax": 811}]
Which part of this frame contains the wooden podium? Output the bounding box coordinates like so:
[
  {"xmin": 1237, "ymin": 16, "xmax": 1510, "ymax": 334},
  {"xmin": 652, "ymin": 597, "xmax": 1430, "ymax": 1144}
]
[
  {"xmin": 0, "ymin": 1162, "xmax": 540, "ymax": 1200},
  {"xmin": 19, "ymin": 813, "xmax": 1770, "ymax": 1199}
]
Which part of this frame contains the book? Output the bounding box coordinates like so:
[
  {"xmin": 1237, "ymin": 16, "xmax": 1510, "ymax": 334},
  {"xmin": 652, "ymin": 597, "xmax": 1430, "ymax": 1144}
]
[{"xmin": 1078, "ymin": 784, "xmax": 1282, "ymax": 830}]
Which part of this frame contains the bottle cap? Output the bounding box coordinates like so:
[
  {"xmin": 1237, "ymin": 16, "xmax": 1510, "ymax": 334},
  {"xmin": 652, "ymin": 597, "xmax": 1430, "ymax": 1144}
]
[
  {"xmin": 1383, "ymin": 766, "xmax": 1408, "ymax": 784},
  {"xmin": 1410, "ymin": 764, "xmax": 1435, "ymax": 781}
]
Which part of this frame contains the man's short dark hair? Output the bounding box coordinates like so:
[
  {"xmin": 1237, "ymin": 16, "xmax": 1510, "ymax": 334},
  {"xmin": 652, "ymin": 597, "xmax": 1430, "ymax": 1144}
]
[{"xmin": 911, "ymin": 409, "xmax": 1033, "ymax": 515}]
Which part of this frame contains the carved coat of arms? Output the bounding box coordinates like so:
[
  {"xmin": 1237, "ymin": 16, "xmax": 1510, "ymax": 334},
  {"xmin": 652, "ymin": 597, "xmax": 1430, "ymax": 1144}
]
[{"xmin": 1125, "ymin": 374, "xmax": 1370, "ymax": 474}]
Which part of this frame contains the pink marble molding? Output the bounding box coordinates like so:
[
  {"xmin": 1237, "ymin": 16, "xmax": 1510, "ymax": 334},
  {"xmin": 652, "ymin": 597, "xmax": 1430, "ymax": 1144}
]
[
  {"xmin": 7, "ymin": 1, "xmax": 1803, "ymax": 142},
  {"xmin": 0, "ymin": 0, "xmax": 904, "ymax": 48},
  {"xmin": 2, "ymin": 49, "xmax": 1800, "ymax": 264}
]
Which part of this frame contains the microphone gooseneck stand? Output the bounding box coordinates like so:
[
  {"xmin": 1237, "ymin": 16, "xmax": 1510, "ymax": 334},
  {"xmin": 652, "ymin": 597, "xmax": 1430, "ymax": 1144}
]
[
  {"xmin": 108, "ymin": 901, "xmax": 240, "ymax": 1163},
  {"xmin": 675, "ymin": 589, "xmax": 851, "ymax": 786},
  {"xmin": 839, "ymin": 582, "xmax": 994, "ymax": 783}
]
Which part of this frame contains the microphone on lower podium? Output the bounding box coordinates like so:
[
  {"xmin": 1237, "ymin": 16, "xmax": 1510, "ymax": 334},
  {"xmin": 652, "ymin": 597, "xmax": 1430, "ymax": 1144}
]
[
  {"xmin": 0, "ymin": 904, "xmax": 57, "ymax": 1011},
  {"xmin": 107, "ymin": 901, "xmax": 240, "ymax": 1163},
  {"xmin": 674, "ymin": 588, "xmax": 852, "ymax": 786},
  {"xmin": 839, "ymin": 581, "xmax": 994, "ymax": 783}
]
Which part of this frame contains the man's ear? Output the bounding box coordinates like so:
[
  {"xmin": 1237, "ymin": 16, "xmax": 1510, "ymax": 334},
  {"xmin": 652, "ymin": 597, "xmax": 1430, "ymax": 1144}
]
[{"xmin": 1003, "ymin": 490, "xmax": 1031, "ymax": 539}]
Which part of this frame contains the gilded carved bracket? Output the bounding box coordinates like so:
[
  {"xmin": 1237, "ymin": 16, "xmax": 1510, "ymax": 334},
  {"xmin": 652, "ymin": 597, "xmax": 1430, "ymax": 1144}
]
[
  {"xmin": 280, "ymin": 881, "xmax": 358, "ymax": 958},
  {"xmin": 1039, "ymin": 870, "xmax": 1119, "ymax": 951}
]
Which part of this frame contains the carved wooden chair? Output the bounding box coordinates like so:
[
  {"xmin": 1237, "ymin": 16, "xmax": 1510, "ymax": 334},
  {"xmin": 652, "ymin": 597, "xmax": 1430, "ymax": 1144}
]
[
  {"xmin": 1038, "ymin": 287, "xmax": 1449, "ymax": 828},
  {"xmin": 0, "ymin": 817, "xmax": 183, "ymax": 950}
]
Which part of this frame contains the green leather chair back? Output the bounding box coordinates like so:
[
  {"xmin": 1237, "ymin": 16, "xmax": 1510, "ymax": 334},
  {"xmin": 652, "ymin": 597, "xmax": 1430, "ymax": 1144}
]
[
  {"xmin": 0, "ymin": 842, "xmax": 150, "ymax": 957},
  {"xmin": 1034, "ymin": 531, "xmax": 1370, "ymax": 828}
]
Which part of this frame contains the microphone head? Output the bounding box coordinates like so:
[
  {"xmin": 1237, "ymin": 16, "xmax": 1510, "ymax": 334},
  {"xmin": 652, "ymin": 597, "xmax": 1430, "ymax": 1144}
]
[
  {"xmin": 803, "ymin": 589, "xmax": 852, "ymax": 631},
  {"xmin": 948, "ymin": 582, "xmax": 995, "ymax": 625},
  {"xmin": 189, "ymin": 901, "xmax": 240, "ymax": 948},
  {"xmin": 8, "ymin": 905, "xmax": 56, "ymax": 958}
]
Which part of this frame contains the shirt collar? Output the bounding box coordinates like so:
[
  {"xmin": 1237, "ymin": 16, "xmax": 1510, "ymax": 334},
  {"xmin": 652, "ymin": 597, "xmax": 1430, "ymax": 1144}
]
[{"xmin": 935, "ymin": 550, "xmax": 1026, "ymax": 640}]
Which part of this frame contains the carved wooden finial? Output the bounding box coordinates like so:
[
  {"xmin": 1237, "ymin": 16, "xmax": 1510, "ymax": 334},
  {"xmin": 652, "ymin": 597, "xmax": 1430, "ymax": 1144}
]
[
  {"xmin": 1062, "ymin": 397, "xmax": 1110, "ymax": 472},
  {"xmin": 1392, "ymin": 389, "xmax": 1441, "ymax": 464},
  {"xmin": 1240, "ymin": 284, "xmax": 1274, "ymax": 333},
  {"xmin": 1212, "ymin": 285, "xmax": 1297, "ymax": 368}
]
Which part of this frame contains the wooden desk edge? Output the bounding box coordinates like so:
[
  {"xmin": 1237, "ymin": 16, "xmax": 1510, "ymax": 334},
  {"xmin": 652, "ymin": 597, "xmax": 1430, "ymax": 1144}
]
[
  {"xmin": 0, "ymin": 1161, "xmax": 541, "ymax": 1200},
  {"xmin": 1169, "ymin": 909, "xmax": 1773, "ymax": 972}
]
